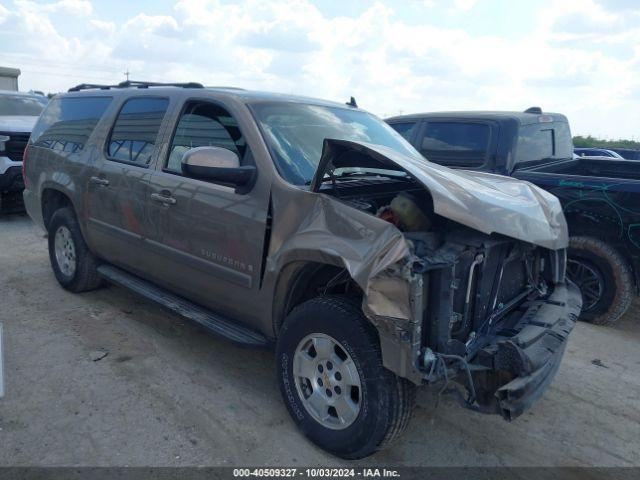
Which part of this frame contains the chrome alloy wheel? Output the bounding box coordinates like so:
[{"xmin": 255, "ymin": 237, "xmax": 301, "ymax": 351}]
[
  {"xmin": 54, "ymin": 226, "xmax": 77, "ymax": 277},
  {"xmin": 293, "ymin": 333, "xmax": 362, "ymax": 430}
]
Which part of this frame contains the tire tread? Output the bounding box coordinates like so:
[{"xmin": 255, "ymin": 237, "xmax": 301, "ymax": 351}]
[
  {"xmin": 569, "ymin": 236, "xmax": 633, "ymax": 325},
  {"xmin": 279, "ymin": 295, "xmax": 416, "ymax": 459},
  {"xmin": 48, "ymin": 207, "xmax": 102, "ymax": 293}
]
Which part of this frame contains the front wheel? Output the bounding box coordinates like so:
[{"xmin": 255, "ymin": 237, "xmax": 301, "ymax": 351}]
[
  {"xmin": 276, "ymin": 296, "xmax": 415, "ymax": 459},
  {"xmin": 567, "ymin": 236, "xmax": 633, "ymax": 325}
]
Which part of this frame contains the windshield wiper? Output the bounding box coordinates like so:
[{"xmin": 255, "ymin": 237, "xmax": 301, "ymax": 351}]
[{"xmin": 312, "ymin": 171, "xmax": 406, "ymax": 184}]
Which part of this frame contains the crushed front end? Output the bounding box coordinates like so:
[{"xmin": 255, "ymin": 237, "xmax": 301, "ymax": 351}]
[
  {"xmin": 369, "ymin": 229, "xmax": 581, "ymax": 420},
  {"xmin": 306, "ymin": 139, "xmax": 581, "ymax": 420}
]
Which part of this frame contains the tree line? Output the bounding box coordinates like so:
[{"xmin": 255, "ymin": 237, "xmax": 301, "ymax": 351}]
[{"xmin": 573, "ymin": 135, "xmax": 640, "ymax": 150}]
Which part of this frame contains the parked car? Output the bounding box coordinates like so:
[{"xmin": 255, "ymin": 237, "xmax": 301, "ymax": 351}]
[
  {"xmin": 0, "ymin": 90, "xmax": 48, "ymax": 212},
  {"xmin": 24, "ymin": 83, "xmax": 580, "ymax": 459},
  {"xmin": 609, "ymin": 148, "xmax": 640, "ymax": 160},
  {"xmin": 387, "ymin": 108, "xmax": 638, "ymax": 325},
  {"xmin": 574, "ymin": 147, "xmax": 624, "ymax": 159}
]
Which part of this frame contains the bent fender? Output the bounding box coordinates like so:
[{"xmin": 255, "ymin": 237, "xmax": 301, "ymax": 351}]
[{"xmin": 310, "ymin": 139, "xmax": 568, "ymax": 250}]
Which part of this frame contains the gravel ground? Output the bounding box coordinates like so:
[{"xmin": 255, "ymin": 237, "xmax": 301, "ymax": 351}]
[{"xmin": 1, "ymin": 213, "xmax": 639, "ymax": 467}]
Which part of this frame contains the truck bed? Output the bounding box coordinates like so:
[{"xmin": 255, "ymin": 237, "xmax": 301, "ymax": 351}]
[{"xmin": 514, "ymin": 158, "xmax": 640, "ymax": 185}]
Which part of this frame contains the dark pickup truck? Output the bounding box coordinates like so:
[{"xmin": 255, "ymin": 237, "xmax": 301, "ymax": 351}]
[{"xmin": 387, "ymin": 109, "xmax": 639, "ymax": 325}]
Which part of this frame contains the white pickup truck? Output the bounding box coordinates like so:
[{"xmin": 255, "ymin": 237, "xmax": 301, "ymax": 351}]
[{"xmin": 0, "ymin": 90, "xmax": 48, "ymax": 212}]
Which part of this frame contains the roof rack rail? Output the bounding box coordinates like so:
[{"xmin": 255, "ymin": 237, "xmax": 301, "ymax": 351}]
[
  {"xmin": 68, "ymin": 83, "xmax": 112, "ymax": 92},
  {"xmin": 68, "ymin": 80, "xmax": 204, "ymax": 92}
]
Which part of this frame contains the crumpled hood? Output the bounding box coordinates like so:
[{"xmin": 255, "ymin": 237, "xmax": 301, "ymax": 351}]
[
  {"xmin": 0, "ymin": 115, "xmax": 38, "ymax": 133},
  {"xmin": 311, "ymin": 139, "xmax": 568, "ymax": 250}
]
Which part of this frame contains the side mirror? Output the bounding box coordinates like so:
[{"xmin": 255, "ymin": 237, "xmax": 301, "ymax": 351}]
[{"xmin": 181, "ymin": 146, "xmax": 255, "ymax": 186}]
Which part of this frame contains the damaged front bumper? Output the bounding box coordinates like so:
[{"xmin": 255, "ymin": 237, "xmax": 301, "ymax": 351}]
[
  {"xmin": 476, "ymin": 280, "xmax": 582, "ymax": 420},
  {"xmin": 368, "ymin": 273, "xmax": 581, "ymax": 421}
]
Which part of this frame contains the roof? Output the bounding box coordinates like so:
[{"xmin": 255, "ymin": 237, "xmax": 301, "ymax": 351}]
[
  {"xmin": 61, "ymin": 81, "xmax": 356, "ymax": 110},
  {"xmin": 223, "ymin": 89, "xmax": 353, "ymax": 109},
  {"xmin": 0, "ymin": 89, "xmax": 43, "ymax": 98},
  {"xmin": 386, "ymin": 110, "xmax": 568, "ymax": 125}
]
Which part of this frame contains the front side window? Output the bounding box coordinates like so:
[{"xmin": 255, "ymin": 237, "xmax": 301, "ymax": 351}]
[
  {"xmin": 419, "ymin": 122, "xmax": 490, "ymax": 167},
  {"xmin": 0, "ymin": 95, "xmax": 48, "ymax": 116},
  {"xmin": 30, "ymin": 96, "xmax": 112, "ymax": 152},
  {"xmin": 166, "ymin": 101, "xmax": 246, "ymax": 174},
  {"xmin": 107, "ymin": 97, "xmax": 169, "ymax": 165},
  {"xmin": 252, "ymin": 103, "xmax": 421, "ymax": 185}
]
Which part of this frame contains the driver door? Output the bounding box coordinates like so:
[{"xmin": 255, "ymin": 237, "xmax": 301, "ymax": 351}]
[{"xmin": 145, "ymin": 99, "xmax": 270, "ymax": 326}]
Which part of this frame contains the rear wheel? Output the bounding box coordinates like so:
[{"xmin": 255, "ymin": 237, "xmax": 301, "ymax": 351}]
[
  {"xmin": 48, "ymin": 207, "xmax": 102, "ymax": 292},
  {"xmin": 276, "ymin": 295, "xmax": 415, "ymax": 459},
  {"xmin": 567, "ymin": 236, "xmax": 633, "ymax": 325}
]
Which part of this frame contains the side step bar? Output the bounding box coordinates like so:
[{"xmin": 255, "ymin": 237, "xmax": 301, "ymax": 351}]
[{"xmin": 97, "ymin": 265, "xmax": 270, "ymax": 348}]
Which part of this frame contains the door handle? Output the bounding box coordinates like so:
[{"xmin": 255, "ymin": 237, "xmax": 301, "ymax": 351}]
[
  {"xmin": 151, "ymin": 192, "xmax": 177, "ymax": 206},
  {"xmin": 89, "ymin": 176, "xmax": 109, "ymax": 187}
]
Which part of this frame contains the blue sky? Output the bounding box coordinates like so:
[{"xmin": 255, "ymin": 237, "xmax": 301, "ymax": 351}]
[{"xmin": 0, "ymin": 0, "xmax": 638, "ymax": 138}]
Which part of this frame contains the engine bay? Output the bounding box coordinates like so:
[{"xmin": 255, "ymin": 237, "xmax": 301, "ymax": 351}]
[
  {"xmin": 318, "ymin": 176, "xmax": 436, "ymax": 233},
  {"xmin": 319, "ymin": 175, "xmax": 563, "ymax": 354}
]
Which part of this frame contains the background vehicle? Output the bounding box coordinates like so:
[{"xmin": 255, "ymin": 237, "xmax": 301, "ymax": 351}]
[
  {"xmin": 574, "ymin": 147, "xmax": 624, "ymax": 159},
  {"xmin": 0, "ymin": 90, "xmax": 48, "ymax": 212},
  {"xmin": 610, "ymin": 148, "xmax": 640, "ymax": 160},
  {"xmin": 23, "ymin": 83, "xmax": 579, "ymax": 458},
  {"xmin": 387, "ymin": 109, "xmax": 639, "ymax": 325}
]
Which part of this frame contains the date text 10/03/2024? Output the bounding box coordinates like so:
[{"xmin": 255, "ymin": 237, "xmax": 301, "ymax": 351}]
[{"xmin": 233, "ymin": 468, "xmax": 401, "ymax": 478}]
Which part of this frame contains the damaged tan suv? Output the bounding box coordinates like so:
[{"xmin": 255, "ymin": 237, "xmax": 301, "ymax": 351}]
[{"xmin": 23, "ymin": 81, "xmax": 581, "ymax": 459}]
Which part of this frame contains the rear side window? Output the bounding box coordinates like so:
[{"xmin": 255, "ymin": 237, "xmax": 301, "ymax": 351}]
[
  {"xmin": 516, "ymin": 121, "xmax": 572, "ymax": 164},
  {"xmin": 419, "ymin": 122, "xmax": 490, "ymax": 167},
  {"xmin": 389, "ymin": 122, "xmax": 417, "ymax": 141},
  {"xmin": 107, "ymin": 97, "xmax": 169, "ymax": 165},
  {"xmin": 30, "ymin": 96, "xmax": 112, "ymax": 152}
]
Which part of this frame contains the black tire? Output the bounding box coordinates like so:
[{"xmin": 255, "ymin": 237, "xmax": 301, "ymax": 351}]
[
  {"xmin": 276, "ymin": 295, "xmax": 416, "ymax": 459},
  {"xmin": 48, "ymin": 207, "xmax": 102, "ymax": 293},
  {"xmin": 567, "ymin": 236, "xmax": 633, "ymax": 325}
]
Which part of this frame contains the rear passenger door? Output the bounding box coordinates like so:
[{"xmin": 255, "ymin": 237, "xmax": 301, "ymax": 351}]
[
  {"xmin": 145, "ymin": 99, "xmax": 269, "ymax": 325},
  {"xmin": 85, "ymin": 96, "xmax": 172, "ymax": 273}
]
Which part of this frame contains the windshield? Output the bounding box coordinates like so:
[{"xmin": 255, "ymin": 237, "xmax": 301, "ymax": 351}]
[
  {"xmin": 0, "ymin": 95, "xmax": 48, "ymax": 116},
  {"xmin": 252, "ymin": 102, "xmax": 422, "ymax": 185}
]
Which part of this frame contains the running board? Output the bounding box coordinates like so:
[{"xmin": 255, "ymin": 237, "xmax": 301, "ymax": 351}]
[{"xmin": 97, "ymin": 265, "xmax": 270, "ymax": 348}]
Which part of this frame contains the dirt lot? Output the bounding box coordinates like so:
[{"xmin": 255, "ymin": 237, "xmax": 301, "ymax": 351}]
[{"xmin": 1, "ymin": 213, "xmax": 639, "ymax": 467}]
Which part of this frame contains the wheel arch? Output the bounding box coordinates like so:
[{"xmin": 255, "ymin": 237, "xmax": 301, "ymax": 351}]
[
  {"xmin": 41, "ymin": 187, "xmax": 75, "ymax": 230},
  {"xmin": 271, "ymin": 260, "xmax": 362, "ymax": 337},
  {"xmin": 566, "ymin": 210, "xmax": 623, "ymax": 241}
]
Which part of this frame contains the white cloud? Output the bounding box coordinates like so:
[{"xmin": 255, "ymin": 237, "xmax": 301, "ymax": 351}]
[
  {"xmin": 0, "ymin": 3, "xmax": 9, "ymax": 23},
  {"xmin": 89, "ymin": 19, "xmax": 116, "ymax": 34},
  {"xmin": 453, "ymin": 0, "xmax": 477, "ymax": 12},
  {"xmin": 0, "ymin": 0, "xmax": 639, "ymax": 138},
  {"xmin": 41, "ymin": 0, "xmax": 92, "ymax": 16}
]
